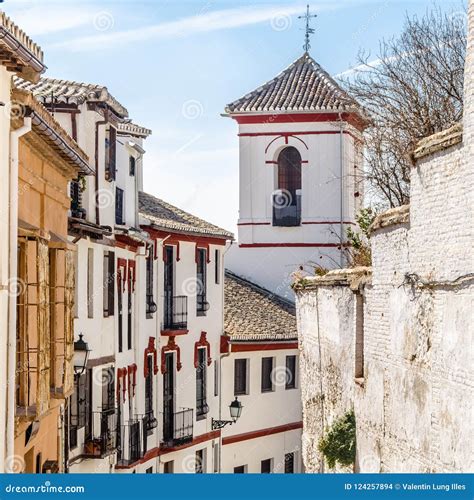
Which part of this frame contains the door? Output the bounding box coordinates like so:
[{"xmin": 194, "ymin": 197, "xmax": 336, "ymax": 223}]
[
  {"xmin": 164, "ymin": 246, "xmax": 174, "ymax": 328},
  {"xmin": 163, "ymin": 353, "xmax": 174, "ymax": 442}
]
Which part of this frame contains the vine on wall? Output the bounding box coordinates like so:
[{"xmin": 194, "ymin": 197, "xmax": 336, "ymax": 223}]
[{"xmin": 318, "ymin": 410, "xmax": 356, "ymax": 469}]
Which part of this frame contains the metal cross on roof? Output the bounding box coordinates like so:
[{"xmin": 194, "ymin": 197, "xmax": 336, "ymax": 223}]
[{"xmin": 298, "ymin": 4, "xmax": 317, "ymax": 53}]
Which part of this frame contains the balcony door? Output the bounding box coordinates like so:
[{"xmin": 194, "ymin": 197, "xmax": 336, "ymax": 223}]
[
  {"xmin": 163, "ymin": 352, "xmax": 175, "ymax": 443},
  {"xmin": 164, "ymin": 246, "xmax": 174, "ymax": 328}
]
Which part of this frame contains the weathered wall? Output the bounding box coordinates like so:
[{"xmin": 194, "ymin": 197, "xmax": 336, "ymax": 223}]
[{"xmin": 296, "ymin": 7, "xmax": 474, "ymax": 470}]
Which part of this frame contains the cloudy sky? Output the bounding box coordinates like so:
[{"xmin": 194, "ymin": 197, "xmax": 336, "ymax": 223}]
[{"xmin": 2, "ymin": 0, "xmax": 466, "ymax": 234}]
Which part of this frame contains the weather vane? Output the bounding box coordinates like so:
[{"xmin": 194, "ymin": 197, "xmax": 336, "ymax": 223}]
[{"xmin": 298, "ymin": 4, "xmax": 317, "ymax": 53}]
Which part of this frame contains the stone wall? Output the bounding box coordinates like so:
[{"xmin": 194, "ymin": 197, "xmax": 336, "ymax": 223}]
[{"xmin": 296, "ymin": 5, "xmax": 474, "ymax": 472}]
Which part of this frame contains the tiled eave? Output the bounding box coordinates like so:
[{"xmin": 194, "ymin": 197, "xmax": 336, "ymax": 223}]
[{"xmin": 0, "ymin": 12, "xmax": 45, "ymax": 82}]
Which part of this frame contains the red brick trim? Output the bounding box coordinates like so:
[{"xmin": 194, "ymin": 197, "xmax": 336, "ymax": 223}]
[
  {"xmin": 144, "ymin": 337, "xmax": 158, "ymax": 377},
  {"xmin": 231, "ymin": 341, "xmax": 298, "ymax": 352},
  {"xmin": 194, "ymin": 331, "xmax": 212, "ymax": 368},
  {"xmin": 114, "ymin": 430, "xmax": 221, "ymax": 469},
  {"xmin": 161, "ymin": 336, "xmax": 182, "ymax": 373},
  {"xmin": 220, "ymin": 335, "xmax": 230, "ymax": 354},
  {"xmin": 117, "ymin": 258, "xmax": 127, "ymax": 291},
  {"xmin": 222, "ymin": 421, "xmax": 302, "ymax": 446}
]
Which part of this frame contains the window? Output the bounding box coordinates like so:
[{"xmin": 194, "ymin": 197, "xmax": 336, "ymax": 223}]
[
  {"xmin": 105, "ymin": 126, "xmax": 116, "ymax": 181},
  {"xmin": 214, "ymin": 249, "xmax": 220, "ymax": 284},
  {"xmin": 145, "ymin": 355, "xmax": 154, "ymax": 428},
  {"xmin": 196, "ymin": 248, "xmax": 207, "ymax": 315},
  {"xmin": 103, "ymin": 251, "xmax": 115, "ymax": 317},
  {"xmin": 234, "ymin": 465, "xmax": 246, "ymax": 474},
  {"xmin": 102, "ymin": 367, "xmax": 115, "ymax": 412},
  {"xmin": 196, "ymin": 348, "xmax": 208, "ymax": 419},
  {"xmin": 273, "ymin": 146, "xmax": 302, "ymax": 227},
  {"xmin": 213, "ymin": 443, "xmax": 219, "ymax": 473},
  {"xmin": 69, "ymin": 392, "xmax": 78, "ymax": 449},
  {"xmin": 145, "ymin": 244, "xmax": 155, "ymax": 317},
  {"xmin": 117, "ymin": 276, "xmax": 123, "ymax": 353},
  {"xmin": 115, "ymin": 187, "xmax": 124, "ymax": 225},
  {"xmin": 129, "ymin": 156, "xmax": 136, "ymax": 176},
  {"xmin": 234, "ymin": 359, "xmax": 248, "ymax": 396},
  {"xmin": 284, "ymin": 452, "xmax": 295, "ymax": 473},
  {"xmin": 355, "ymin": 293, "xmax": 364, "ymax": 379},
  {"xmin": 214, "ymin": 360, "xmax": 219, "ymax": 397},
  {"xmin": 35, "ymin": 453, "xmax": 42, "ymax": 474},
  {"xmin": 261, "ymin": 458, "xmax": 272, "ymax": 473},
  {"xmin": 285, "ymin": 355, "xmax": 297, "ymax": 389},
  {"xmin": 163, "ymin": 461, "xmax": 174, "ymax": 473},
  {"xmin": 77, "ymin": 373, "xmax": 86, "ymax": 428},
  {"xmin": 195, "ymin": 449, "xmax": 206, "ymax": 473},
  {"xmin": 70, "ymin": 179, "xmax": 84, "ymax": 218},
  {"xmin": 87, "ymin": 248, "xmax": 94, "ymax": 318},
  {"xmin": 261, "ymin": 357, "xmax": 274, "ymax": 392},
  {"xmin": 127, "ymin": 284, "xmax": 132, "ymax": 350},
  {"xmin": 146, "ymin": 467, "xmax": 153, "ymax": 474}
]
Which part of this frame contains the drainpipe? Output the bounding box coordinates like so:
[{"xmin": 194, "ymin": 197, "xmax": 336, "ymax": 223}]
[
  {"xmin": 7, "ymin": 118, "xmax": 32, "ymax": 467},
  {"xmin": 94, "ymin": 109, "xmax": 109, "ymax": 225},
  {"xmin": 338, "ymin": 114, "xmax": 345, "ymax": 268}
]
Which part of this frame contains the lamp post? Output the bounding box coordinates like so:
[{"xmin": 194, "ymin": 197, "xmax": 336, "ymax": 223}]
[
  {"xmin": 211, "ymin": 398, "xmax": 243, "ymax": 430},
  {"xmin": 73, "ymin": 333, "xmax": 90, "ymax": 376}
]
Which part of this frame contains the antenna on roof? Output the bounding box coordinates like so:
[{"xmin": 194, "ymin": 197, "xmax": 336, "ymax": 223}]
[{"xmin": 298, "ymin": 4, "xmax": 317, "ymax": 53}]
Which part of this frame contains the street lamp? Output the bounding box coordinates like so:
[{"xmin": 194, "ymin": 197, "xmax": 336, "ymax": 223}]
[
  {"xmin": 73, "ymin": 333, "xmax": 90, "ymax": 376},
  {"xmin": 211, "ymin": 398, "xmax": 243, "ymax": 430}
]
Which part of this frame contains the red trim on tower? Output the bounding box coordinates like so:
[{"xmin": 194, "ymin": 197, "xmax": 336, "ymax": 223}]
[
  {"xmin": 230, "ymin": 341, "xmax": 298, "ymax": 352},
  {"xmin": 237, "ymin": 222, "xmax": 271, "ymax": 226},
  {"xmin": 232, "ymin": 112, "xmax": 366, "ymax": 130},
  {"xmin": 264, "ymin": 134, "xmax": 309, "ymax": 154},
  {"xmin": 240, "ymin": 130, "xmax": 361, "ymax": 142},
  {"xmin": 222, "ymin": 421, "xmax": 303, "ymax": 446},
  {"xmin": 194, "ymin": 332, "xmax": 212, "ymax": 368}
]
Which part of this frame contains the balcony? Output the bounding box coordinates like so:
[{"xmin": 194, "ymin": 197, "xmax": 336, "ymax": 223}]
[
  {"xmin": 161, "ymin": 408, "xmax": 193, "ymax": 449},
  {"xmin": 272, "ymin": 191, "xmax": 301, "ymax": 227},
  {"xmin": 83, "ymin": 411, "xmax": 117, "ymax": 459},
  {"xmin": 162, "ymin": 292, "xmax": 188, "ymax": 334},
  {"xmin": 117, "ymin": 416, "xmax": 148, "ymax": 466}
]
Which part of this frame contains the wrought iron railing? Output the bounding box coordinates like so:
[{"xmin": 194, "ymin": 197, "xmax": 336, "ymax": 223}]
[
  {"xmin": 163, "ymin": 292, "xmax": 188, "ymax": 330},
  {"xmin": 161, "ymin": 408, "xmax": 193, "ymax": 448},
  {"xmin": 83, "ymin": 410, "xmax": 117, "ymax": 459},
  {"xmin": 116, "ymin": 417, "xmax": 147, "ymax": 466},
  {"xmin": 272, "ymin": 191, "xmax": 301, "ymax": 227}
]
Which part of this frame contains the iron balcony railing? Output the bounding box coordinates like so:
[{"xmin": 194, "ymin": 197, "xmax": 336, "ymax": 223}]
[
  {"xmin": 163, "ymin": 292, "xmax": 188, "ymax": 330},
  {"xmin": 272, "ymin": 190, "xmax": 301, "ymax": 227},
  {"xmin": 161, "ymin": 408, "xmax": 193, "ymax": 448},
  {"xmin": 116, "ymin": 416, "xmax": 148, "ymax": 466},
  {"xmin": 83, "ymin": 410, "xmax": 117, "ymax": 459}
]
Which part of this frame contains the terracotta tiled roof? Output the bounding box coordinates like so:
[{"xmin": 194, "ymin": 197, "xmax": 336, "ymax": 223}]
[
  {"xmin": 224, "ymin": 271, "xmax": 297, "ymax": 341},
  {"xmin": 117, "ymin": 121, "xmax": 152, "ymax": 138},
  {"xmin": 225, "ymin": 52, "xmax": 359, "ymax": 114},
  {"xmin": 139, "ymin": 191, "xmax": 233, "ymax": 240},
  {"xmin": 14, "ymin": 76, "xmax": 128, "ymax": 118}
]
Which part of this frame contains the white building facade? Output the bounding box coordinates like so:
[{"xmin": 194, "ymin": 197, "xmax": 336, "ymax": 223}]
[
  {"xmin": 224, "ymin": 53, "xmax": 366, "ymax": 302},
  {"xmin": 220, "ymin": 272, "xmax": 302, "ymax": 473}
]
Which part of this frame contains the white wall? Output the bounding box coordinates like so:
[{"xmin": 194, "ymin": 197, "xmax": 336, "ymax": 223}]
[{"xmin": 220, "ymin": 347, "xmax": 302, "ymax": 473}]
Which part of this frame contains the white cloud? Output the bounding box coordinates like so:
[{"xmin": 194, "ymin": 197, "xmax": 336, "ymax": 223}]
[
  {"xmin": 50, "ymin": 4, "xmax": 308, "ymax": 52},
  {"xmin": 4, "ymin": 5, "xmax": 93, "ymax": 36}
]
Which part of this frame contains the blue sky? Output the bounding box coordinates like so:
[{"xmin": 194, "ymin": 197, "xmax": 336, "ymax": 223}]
[{"xmin": 3, "ymin": 0, "xmax": 467, "ymax": 234}]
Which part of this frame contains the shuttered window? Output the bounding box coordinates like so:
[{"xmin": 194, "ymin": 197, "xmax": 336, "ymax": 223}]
[
  {"xmin": 105, "ymin": 126, "xmax": 117, "ymax": 181},
  {"xmin": 115, "ymin": 187, "xmax": 124, "ymax": 225},
  {"xmin": 103, "ymin": 251, "xmax": 115, "ymax": 317},
  {"xmin": 234, "ymin": 359, "xmax": 248, "ymax": 396},
  {"xmin": 196, "ymin": 348, "xmax": 207, "ymax": 418},
  {"xmin": 285, "ymin": 355, "xmax": 297, "ymax": 389},
  {"xmin": 261, "ymin": 357, "xmax": 274, "ymax": 392}
]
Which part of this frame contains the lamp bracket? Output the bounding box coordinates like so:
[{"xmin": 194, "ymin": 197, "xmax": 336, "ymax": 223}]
[{"xmin": 211, "ymin": 418, "xmax": 234, "ymax": 430}]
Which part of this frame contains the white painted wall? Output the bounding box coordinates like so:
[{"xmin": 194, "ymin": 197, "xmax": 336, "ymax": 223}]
[
  {"xmin": 226, "ymin": 118, "xmax": 363, "ymax": 300},
  {"xmin": 220, "ymin": 348, "xmax": 302, "ymax": 473}
]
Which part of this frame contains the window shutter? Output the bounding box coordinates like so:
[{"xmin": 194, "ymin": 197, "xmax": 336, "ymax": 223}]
[{"xmin": 108, "ymin": 251, "xmax": 115, "ymax": 316}]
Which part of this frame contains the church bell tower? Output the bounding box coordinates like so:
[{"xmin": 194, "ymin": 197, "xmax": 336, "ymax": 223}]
[{"xmin": 224, "ymin": 10, "xmax": 367, "ymax": 301}]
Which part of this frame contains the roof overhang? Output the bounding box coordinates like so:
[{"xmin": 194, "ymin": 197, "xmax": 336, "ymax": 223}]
[{"xmin": 0, "ymin": 13, "xmax": 45, "ymax": 82}]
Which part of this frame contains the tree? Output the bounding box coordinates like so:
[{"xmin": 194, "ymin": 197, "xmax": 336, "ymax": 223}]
[{"xmin": 343, "ymin": 6, "xmax": 466, "ymax": 208}]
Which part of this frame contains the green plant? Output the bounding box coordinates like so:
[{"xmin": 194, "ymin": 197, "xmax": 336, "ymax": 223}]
[
  {"xmin": 318, "ymin": 410, "xmax": 356, "ymax": 469},
  {"xmin": 78, "ymin": 174, "xmax": 87, "ymax": 192},
  {"xmin": 346, "ymin": 208, "xmax": 376, "ymax": 267}
]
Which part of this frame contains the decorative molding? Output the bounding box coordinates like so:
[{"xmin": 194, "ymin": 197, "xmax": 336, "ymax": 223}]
[
  {"xmin": 144, "ymin": 337, "xmax": 158, "ymax": 377},
  {"xmin": 194, "ymin": 332, "xmax": 212, "ymax": 368},
  {"xmin": 127, "ymin": 259, "xmax": 136, "ymax": 292},
  {"xmin": 117, "ymin": 258, "xmax": 128, "ymax": 291},
  {"xmin": 161, "ymin": 336, "xmax": 182, "ymax": 373}
]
